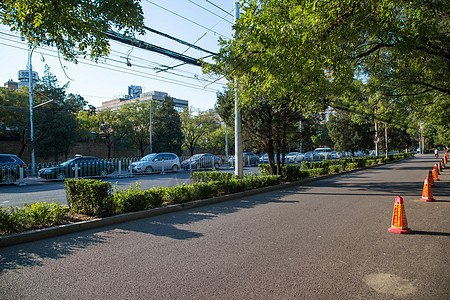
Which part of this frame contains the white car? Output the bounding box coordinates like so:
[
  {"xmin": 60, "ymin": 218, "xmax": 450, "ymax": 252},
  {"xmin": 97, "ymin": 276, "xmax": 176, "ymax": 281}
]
[
  {"xmin": 131, "ymin": 153, "xmax": 181, "ymax": 173},
  {"xmin": 285, "ymin": 152, "xmax": 304, "ymax": 163},
  {"xmin": 314, "ymin": 147, "xmax": 332, "ymax": 159}
]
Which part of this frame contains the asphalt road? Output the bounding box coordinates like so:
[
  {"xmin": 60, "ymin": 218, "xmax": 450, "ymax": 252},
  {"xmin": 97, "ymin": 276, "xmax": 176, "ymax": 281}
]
[
  {"xmin": 0, "ymin": 154, "xmax": 449, "ymax": 299},
  {"xmin": 0, "ymin": 166, "xmax": 260, "ymax": 207}
]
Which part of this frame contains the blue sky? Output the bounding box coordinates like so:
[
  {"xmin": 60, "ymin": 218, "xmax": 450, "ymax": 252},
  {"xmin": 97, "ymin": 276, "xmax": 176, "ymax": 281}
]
[{"xmin": 0, "ymin": 0, "xmax": 238, "ymax": 111}]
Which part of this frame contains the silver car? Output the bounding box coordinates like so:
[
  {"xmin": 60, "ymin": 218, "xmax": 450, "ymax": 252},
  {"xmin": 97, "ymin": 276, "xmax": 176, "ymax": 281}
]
[{"xmin": 131, "ymin": 153, "xmax": 181, "ymax": 173}]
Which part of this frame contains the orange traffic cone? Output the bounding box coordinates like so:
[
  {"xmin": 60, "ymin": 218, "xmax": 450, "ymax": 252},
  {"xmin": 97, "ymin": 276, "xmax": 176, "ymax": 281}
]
[
  {"xmin": 420, "ymin": 178, "xmax": 436, "ymax": 202},
  {"xmin": 428, "ymin": 170, "xmax": 435, "ymax": 186},
  {"xmin": 444, "ymin": 154, "xmax": 448, "ymax": 164},
  {"xmin": 433, "ymin": 165, "xmax": 440, "ymax": 181},
  {"xmin": 435, "ymin": 163, "xmax": 440, "ymax": 175},
  {"xmin": 388, "ymin": 195, "xmax": 412, "ymax": 234}
]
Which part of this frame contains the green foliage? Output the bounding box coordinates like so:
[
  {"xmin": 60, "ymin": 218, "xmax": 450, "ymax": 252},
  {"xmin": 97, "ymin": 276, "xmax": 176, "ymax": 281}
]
[
  {"xmin": 327, "ymin": 109, "xmax": 374, "ymax": 154},
  {"xmin": 152, "ymin": 98, "xmax": 184, "ymax": 156},
  {"xmin": 181, "ymin": 107, "xmax": 221, "ymax": 156},
  {"xmin": 0, "ymin": 202, "xmax": 68, "ymax": 236},
  {"xmin": 113, "ymin": 183, "xmax": 164, "ymax": 213},
  {"xmin": 77, "ymin": 109, "xmax": 127, "ymax": 159},
  {"xmin": 64, "ymin": 178, "xmax": 115, "ymax": 217},
  {"xmin": 0, "ymin": 88, "xmax": 30, "ymax": 157},
  {"xmin": 0, "ymin": 0, "xmax": 144, "ymax": 62},
  {"xmin": 191, "ymin": 171, "xmax": 236, "ymax": 183}
]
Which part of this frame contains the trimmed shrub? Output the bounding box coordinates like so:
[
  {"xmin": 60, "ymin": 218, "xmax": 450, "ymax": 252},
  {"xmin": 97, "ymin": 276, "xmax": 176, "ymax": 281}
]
[
  {"xmin": 65, "ymin": 178, "xmax": 115, "ymax": 217},
  {"xmin": 346, "ymin": 162, "xmax": 358, "ymax": 170},
  {"xmin": 0, "ymin": 202, "xmax": 68, "ymax": 236},
  {"xmin": 191, "ymin": 171, "xmax": 235, "ymax": 183}
]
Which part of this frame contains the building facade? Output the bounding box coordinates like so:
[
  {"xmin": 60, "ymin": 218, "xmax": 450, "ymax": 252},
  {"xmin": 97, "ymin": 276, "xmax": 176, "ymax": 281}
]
[{"xmin": 98, "ymin": 87, "xmax": 188, "ymax": 112}]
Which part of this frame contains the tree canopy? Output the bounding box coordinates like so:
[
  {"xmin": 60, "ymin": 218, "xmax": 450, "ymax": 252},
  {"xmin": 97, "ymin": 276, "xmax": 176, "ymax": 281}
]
[
  {"xmin": 206, "ymin": 0, "xmax": 449, "ymax": 131},
  {"xmin": 0, "ymin": 0, "xmax": 145, "ymax": 62}
]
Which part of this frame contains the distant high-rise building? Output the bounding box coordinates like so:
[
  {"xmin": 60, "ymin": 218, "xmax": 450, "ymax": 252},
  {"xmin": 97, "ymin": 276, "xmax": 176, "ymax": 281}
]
[
  {"xmin": 2, "ymin": 69, "xmax": 39, "ymax": 90},
  {"xmin": 98, "ymin": 88, "xmax": 188, "ymax": 113}
]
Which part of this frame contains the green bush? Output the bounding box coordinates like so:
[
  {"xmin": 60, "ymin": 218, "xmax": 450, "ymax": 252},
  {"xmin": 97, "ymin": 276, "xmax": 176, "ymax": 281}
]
[
  {"xmin": 65, "ymin": 178, "xmax": 115, "ymax": 217},
  {"xmin": 307, "ymin": 168, "xmax": 325, "ymax": 176},
  {"xmin": 346, "ymin": 162, "xmax": 358, "ymax": 170},
  {"xmin": 191, "ymin": 171, "xmax": 235, "ymax": 183},
  {"xmin": 114, "ymin": 183, "xmax": 164, "ymax": 213},
  {"xmin": 328, "ymin": 164, "xmax": 342, "ymax": 173},
  {"xmin": 0, "ymin": 202, "xmax": 68, "ymax": 236}
]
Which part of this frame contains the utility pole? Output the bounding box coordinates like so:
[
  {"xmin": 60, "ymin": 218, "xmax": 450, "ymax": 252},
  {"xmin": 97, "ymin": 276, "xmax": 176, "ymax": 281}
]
[
  {"xmin": 225, "ymin": 123, "xmax": 228, "ymax": 159},
  {"xmin": 385, "ymin": 122, "xmax": 388, "ymax": 158},
  {"xmin": 299, "ymin": 120, "xmax": 302, "ymax": 153},
  {"xmin": 28, "ymin": 47, "xmax": 36, "ymax": 175},
  {"xmin": 149, "ymin": 100, "xmax": 153, "ymax": 154},
  {"xmin": 234, "ymin": 2, "xmax": 243, "ymax": 178}
]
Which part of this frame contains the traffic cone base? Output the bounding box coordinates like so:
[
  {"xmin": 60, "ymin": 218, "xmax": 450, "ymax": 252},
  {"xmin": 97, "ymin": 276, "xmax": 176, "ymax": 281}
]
[
  {"xmin": 388, "ymin": 227, "xmax": 412, "ymax": 234},
  {"xmin": 420, "ymin": 178, "xmax": 436, "ymax": 202},
  {"xmin": 388, "ymin": 196, "xmax": 412, "ymax": 234}
]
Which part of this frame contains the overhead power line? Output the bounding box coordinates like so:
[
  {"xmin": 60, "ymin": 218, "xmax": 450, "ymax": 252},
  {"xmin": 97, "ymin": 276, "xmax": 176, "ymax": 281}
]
[
  {"xmin": 106, "ymin": 31, "xmax": 206, "ymax": 67},
  {"xmin": 144, "ymin": 26, "xmax": 216, "ymax": 55},
  {"xmin": 187, "ymin": 0, "xmax": 233, "ymax": 24},
  {"xmin": 144, "ymin": 0, "xmax": 230, "ymax": 39},
  {"xmin": 205, "ymin": 0, "xmax": 233, "ymax": 17}
]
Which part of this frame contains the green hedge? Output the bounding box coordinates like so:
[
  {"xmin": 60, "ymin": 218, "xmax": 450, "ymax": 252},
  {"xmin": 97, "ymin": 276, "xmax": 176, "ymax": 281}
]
[
  {"xmin": 0, "ymin": 202, "xmax": 68, "ymax": 235},
  {"xmin": 65, "ymin": 178, "xmax": 115, "ymax": 217}
]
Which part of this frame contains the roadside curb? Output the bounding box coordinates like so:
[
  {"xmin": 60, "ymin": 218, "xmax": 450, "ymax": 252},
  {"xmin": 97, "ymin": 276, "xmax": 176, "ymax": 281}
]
[{"xmin": 0, "ymin": 158, "xmax": 411, "ymax": 248}]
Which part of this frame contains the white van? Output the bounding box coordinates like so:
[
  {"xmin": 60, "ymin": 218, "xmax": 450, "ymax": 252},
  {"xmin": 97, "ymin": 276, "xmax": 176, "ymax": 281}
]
[{"xmin": 314, "ymin": 147, "xmax": 332, "ymax": 160}]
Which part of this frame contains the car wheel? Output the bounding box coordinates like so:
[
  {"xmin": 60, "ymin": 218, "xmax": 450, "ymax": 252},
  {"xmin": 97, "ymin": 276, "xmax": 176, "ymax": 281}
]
[
  {"xmin": 2, "ymin": 173, "xmax": 16, "ymax": 183},
  {"xmin": 214, "ymin": 163, "xmax": 220, "ymax": 169},
  {"xmin": 57, "ymin": 172, "xmax": 66, "ymax": 180},
  {"xmin": 172, "ymin": 165, "xmax": 179, "ymax": 172},
  {"xmin": 99, "ymin": 169, "xmax": 108, "ymax": 177},
  {"xmin": 145, "ymin": 166, "xmax": 153, "ymax": 173}
]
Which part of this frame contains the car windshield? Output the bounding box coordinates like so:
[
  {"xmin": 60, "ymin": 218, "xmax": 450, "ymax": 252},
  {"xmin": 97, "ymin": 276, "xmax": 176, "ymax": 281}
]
[
  {"xmin": 59, "ymin": 158, "xmax": 77, "ymax": 166},
  {"xmin": 287, "ymin": 152, "xmax": 297, "ymax": 156},
  {"xmin": 190, "ymin": 154, "xmax": 203, "ymax": 160},
  {"xmin": 141, "ymin": 154, "xmax": 158, "ymax": 161}
]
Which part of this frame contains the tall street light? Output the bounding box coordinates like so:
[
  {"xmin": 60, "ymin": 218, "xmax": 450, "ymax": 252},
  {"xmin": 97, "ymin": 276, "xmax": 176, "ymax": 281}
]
[{"xmin": 28, "ymin": 46, "xmax": 36, "ymax": 175}]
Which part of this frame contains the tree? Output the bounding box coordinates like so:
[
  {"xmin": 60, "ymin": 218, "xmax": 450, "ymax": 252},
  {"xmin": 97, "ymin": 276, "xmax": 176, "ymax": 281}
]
[
  {"xmin": 206, "ymin": 0, "xmax": 449, "ymax": 135},
  {"xmin": 152, "ymin": 98, "xmax": 183, "ymax": 156},
  {"xmin": 181, "ymin": 108, "xmax": 221, "ymax": 156},
  {"xmin": 77, "ymin": 109, "xmax": 127, "ymax": 159},
  {"xmin": 215, "ymin": 87, "xmax": 302, "ymax": 175},
  {"xmin": 327, "ymin": 110, "xmax": 373, "ymax": 156},
  {"xmin": 33, "ymin": 66, "xmax": 81, "ymax": 161},
  {"xmin": 0, "ymin": 0, "xmax": 144, "ymax": 62},
  {"xmin": 120, "ymin": 100, "xmax": 151, "ymax": 158},
  {"xmin": 0, "ymin": 87, "xmax": 30, "ymax": 158}
]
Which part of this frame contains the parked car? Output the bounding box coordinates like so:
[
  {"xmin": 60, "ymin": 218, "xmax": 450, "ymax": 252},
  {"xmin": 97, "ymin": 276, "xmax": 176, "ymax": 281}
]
[
  {"xmin": 229, "ymin": 152, "xmax": 260, "ymax": 166},
  {"xmin": 182, "ymin": 153, "xmax": 222, "ymax": 170},
  {"xmin": 304, "ymin": 151, "xmax": 321, "ymax": 161},
  {"xmin": 259, "ymin": 153, "xmax": 281, "ymax": 164},
  {"xmin": 131, "ymin": 153, "xmax": 181, "ymax": 174},
  {"xmin": 330, "ymin": 151, "xmax": 340, "ymax": 159},
  {"xmin": 286, "ymin": 152, "xmax": 305, "ymax": 163},
  {"xmin": 314, "ymin": 147, "xmax": 333, "ymax": 159},
  {"xmin": 0, "ymin": 154, "xmax": 27, "ymax": 183},
  {"xmin": 38, "ymin": 156, "xmax": 114, "ymax": 180}
]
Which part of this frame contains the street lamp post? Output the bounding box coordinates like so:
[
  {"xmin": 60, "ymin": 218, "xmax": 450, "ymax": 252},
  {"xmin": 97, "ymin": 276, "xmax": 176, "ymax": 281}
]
[{"xmin": 28, "ymin": 47, "xmax": 36, "ymax": 175}]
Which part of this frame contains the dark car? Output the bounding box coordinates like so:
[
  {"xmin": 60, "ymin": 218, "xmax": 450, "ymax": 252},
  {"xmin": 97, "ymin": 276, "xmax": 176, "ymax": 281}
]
[
  {"xmin": 229, "ymin": 152, "xmax": 260, "ymax": 166},
  {"xmin": 0, "ymin": 154, "xmax": 27, "ymax": 183},
  {"xmin": 38, "ymin": 156, "xmax": 114, "ymax": 180},
  {"xmin": 181, "ymin": 153, "xmax": 222, "ymax": 170}
]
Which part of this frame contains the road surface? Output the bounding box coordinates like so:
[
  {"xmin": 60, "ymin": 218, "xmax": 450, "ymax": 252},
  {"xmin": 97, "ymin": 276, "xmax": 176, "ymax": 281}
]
[{"xmin": 0, "ymin": 154, "xmax": 448, "ymax": 299}]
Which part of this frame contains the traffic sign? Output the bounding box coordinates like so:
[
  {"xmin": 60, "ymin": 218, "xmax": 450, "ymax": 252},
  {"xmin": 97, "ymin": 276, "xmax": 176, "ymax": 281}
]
[{"xmin": 374, "ymin": 136, "xmax": 380, "ymax": 144}]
